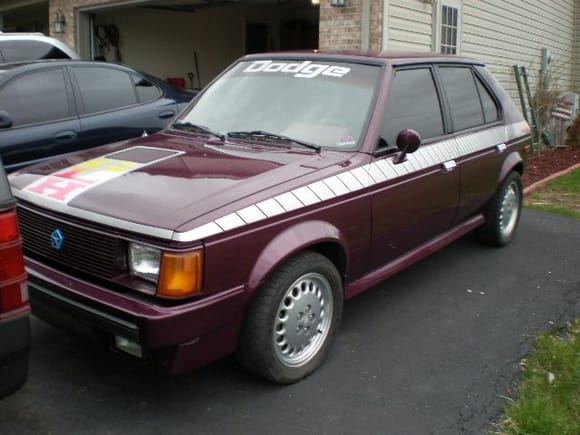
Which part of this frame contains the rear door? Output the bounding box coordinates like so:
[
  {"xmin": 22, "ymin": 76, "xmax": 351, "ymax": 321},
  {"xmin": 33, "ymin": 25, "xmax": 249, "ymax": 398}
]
[
  {"xmin": 369, "ymin": 66, "xmax": 460, "ymax": 269},
  {"xmin": 0, "ymin": 66, "xmax": 80, "ymax": 172},
  {"xmin": 69, "ymin": 65, "xmax": 178, "ymax": 148},
  {"xmin": 434, "ymin": 65, "xmax": 504, "ymax": 222}
]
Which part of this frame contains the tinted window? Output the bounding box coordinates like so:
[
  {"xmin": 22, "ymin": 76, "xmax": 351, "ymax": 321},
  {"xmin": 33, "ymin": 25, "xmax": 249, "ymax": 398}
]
[
  {"xmin": 381, "ymin": 68, "xmax": 444, "ymax": 148},
  {"xmin": 0, "ymin": 68, "xmax": 69, "ymax": 126},
  {"xmin": 72, "ymin": 67, "xmax": 138, "ymax": 114},
  {"xmin": 439, "ymin": 67, "xmax": 484, "ymax": 131},
  {"xmin": 475, "ymin": 76, "xmax": 500, "ymax": 124},
  {"xmin": 0, "ymin": 40, "xmax": 69, "ymax": 62},
  {"xmin": 132, "ymin": 74, "xmax": 161, "ymax": 103}
]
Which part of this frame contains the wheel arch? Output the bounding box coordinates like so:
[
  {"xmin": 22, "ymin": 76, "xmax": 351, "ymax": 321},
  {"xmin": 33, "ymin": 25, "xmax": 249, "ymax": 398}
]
[
  {"xmin": 245, "ymin": 220, "xmax": 348, "ymax": 304},
  {"xmin": 498, "ymin": 150, "xmax": 524, "ymax": 183}
]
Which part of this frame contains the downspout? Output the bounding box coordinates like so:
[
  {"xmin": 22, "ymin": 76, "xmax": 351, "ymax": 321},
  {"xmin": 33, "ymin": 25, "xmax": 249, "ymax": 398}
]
[{"xmin": 361, "ymin": 0, "xmax": 371, "ymax": 51}]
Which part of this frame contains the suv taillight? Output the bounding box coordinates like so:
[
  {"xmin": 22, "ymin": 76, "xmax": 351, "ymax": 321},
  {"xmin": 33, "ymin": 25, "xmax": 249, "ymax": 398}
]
[{"xmin": 0, "ymin": 210, "xmax": 28, "ymax": 315}]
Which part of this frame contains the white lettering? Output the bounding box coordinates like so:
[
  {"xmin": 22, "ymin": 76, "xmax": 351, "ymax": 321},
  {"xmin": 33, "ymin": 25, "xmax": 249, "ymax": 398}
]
[
  {"xmin": 243, "ymin": 60, "xmax": 350, "ymax": 79},
  {"xmin": 323, "ymin": 66, "xmax": 351, "ymax": 77},
  {"xmin": 281, "ymin": 61, "xmax": 311, "ymax": 73},
  {"xmin": 264, "ymin": 62, "xmax": 286, "ymax": 72},
  {"xmin": 243, "ymin": 60, "xmax": 272, "ymax": 72},
  {"xmin": 294, "ymin": 63, "xmax": 328, "ymax": 79}
]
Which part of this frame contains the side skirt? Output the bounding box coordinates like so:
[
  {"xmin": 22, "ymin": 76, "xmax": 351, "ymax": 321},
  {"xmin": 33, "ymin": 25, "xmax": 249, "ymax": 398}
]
[{"xmin": 344, "ymin": 214, "xmax": 485, "ymax": 300}]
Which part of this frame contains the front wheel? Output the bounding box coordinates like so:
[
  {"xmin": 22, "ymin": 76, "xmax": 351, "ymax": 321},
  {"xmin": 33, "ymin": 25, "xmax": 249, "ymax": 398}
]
[
  {"xmin": 477, "ymin": 171, "xmax": 523, "ymax": 246},
  {"xmin": 237, "ymin": 251, "xmax": 343, "ymax": 384}
]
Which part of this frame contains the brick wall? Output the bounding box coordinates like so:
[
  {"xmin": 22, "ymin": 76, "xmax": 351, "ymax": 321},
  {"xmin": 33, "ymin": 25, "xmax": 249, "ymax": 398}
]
[{"xmin": 319, "ymin": 0, "xmax": 382, "ymax": 51}]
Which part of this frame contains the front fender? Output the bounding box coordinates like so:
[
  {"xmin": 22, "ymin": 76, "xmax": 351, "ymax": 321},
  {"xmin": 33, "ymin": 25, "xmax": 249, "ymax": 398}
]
[{"xmin": 246, "ymin": 220, "xmax": 348, "ymax": 300}]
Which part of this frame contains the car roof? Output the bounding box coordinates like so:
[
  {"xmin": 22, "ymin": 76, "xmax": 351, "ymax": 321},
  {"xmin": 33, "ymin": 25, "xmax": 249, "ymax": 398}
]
[
  {"xmin": 0, "ymin": 33, "xmax": 80, "ymax": 60},
  {"xmin": 243, "ymin": 49, "xmax": 484, "ymax": 66},
  {"xmin": 0, "ymin": 59, "xmax": 133, "ymax": 76}
]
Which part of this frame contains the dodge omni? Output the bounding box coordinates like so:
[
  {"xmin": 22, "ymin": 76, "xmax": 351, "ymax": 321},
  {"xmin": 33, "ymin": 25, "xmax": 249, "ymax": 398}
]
[{"xmin": 9, "ymin": 52, "xmax": 530, "ymax": 383}]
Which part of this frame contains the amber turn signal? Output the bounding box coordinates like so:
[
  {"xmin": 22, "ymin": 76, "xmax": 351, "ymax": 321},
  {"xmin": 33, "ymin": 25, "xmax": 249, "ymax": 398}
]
[{"xmin": 157, "ymin": 250, "xmax": 203, "ymax": 299}]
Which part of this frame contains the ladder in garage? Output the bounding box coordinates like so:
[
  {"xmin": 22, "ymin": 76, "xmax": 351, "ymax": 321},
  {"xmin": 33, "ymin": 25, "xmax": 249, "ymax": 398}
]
[{"xmin": 513, "ymin": 65, "xmax": 542, "ymax": 153}]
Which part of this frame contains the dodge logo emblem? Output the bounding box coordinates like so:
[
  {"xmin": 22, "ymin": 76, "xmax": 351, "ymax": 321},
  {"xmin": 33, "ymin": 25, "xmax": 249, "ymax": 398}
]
[{"xmin": 50, "ymin": 229, "xmax": 65, "ymax": 251}]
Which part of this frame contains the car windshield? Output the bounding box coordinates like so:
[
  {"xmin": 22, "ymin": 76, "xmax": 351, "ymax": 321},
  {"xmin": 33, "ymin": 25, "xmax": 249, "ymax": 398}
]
[{"xmin": 176, "ymin": 59, "xmax": 381, "ymax": 150}]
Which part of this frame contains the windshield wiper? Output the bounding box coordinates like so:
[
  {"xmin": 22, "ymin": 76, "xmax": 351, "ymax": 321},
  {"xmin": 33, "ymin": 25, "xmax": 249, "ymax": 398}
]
[
  {"xmin": 227, "ymin": 130, "xmax": 321, "ymax": 152},
  {"xmin": 172, "ymin": 121, "xmax": 225, "ymax": 141}
]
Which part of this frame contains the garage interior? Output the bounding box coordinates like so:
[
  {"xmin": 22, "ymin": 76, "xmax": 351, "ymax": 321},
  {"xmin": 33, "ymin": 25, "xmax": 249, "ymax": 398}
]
[
  {"xmin": 0, "ymin": 2, "xmax": 48, "ymax": 33},
  {"xmin": 80, "ymin": 0, "xmax": 320, "ymax": 88}
]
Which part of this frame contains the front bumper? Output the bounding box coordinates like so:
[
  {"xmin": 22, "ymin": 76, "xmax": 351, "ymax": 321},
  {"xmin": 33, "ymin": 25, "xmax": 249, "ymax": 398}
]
[
  {"xmin": 0, "ymin": 311, "xmax": 30, "ymax": 399},
  {"xmin": 26, "ymin": 257, "xmax": 245, "ymax": 374}
]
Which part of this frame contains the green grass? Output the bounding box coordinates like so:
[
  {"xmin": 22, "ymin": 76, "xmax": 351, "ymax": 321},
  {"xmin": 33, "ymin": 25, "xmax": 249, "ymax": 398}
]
[
  {"xmin": 545, "ymin": 169, "xmax": 580, "ymax": 193},
  {"xmin": 526, "ymin": 169, "xmax": 580, "ymax": 220},
  {"xmin": 496, "ymin": 320, "xmax": 580, "ymax": 435}
]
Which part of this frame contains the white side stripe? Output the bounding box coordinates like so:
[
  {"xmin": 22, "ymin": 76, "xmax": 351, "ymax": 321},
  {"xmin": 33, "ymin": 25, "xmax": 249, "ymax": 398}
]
[{"xmin": 172, "ymin": 122, "xmax": 530, "ymax": 242}]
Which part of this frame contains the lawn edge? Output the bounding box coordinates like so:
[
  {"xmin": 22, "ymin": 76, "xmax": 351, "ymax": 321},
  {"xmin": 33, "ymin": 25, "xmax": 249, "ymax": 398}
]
[{"xmin": 523, "ymin": 163, "xmax": 580, "ymax": 196}]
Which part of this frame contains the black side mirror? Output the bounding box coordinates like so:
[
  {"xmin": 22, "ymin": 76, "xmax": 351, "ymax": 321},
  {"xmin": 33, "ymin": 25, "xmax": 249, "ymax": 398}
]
[
  {"xmin": 394, "ymin": 129, "xmax": 421, "ymax": 164},
  {"xmin": 0, "ymin": 111, "xmax": 13, "ymax": 129}
]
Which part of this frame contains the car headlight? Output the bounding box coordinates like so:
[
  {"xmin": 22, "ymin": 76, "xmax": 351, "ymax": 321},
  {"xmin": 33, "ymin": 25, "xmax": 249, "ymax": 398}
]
[
  {"xmin": 128, "ymin": 243, "xmax": 204, "ymax": 299},
  {"xmin": 128, "ymin": 243, "xmax": 161, "ymax": 283}
]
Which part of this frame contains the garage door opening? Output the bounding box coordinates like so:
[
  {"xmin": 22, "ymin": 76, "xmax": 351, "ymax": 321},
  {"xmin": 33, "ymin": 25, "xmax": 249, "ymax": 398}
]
[{"xmin": 78, "ymin": 0, "xmax": 319, "ymax": 89}]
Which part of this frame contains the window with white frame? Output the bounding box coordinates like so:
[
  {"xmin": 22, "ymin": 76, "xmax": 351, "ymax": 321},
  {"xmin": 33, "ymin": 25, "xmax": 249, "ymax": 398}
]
[
  {"xmin": 440, "ymin": 5, "xmax": 458, "ymax": 54},
  {"xmin": 434, "ymin": 1, "xmax": 462, "ymax": 55}
]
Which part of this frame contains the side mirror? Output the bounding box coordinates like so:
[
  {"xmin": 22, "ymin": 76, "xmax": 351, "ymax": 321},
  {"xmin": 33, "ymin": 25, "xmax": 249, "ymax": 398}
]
[
  {"xmin": 0, "ymin": 111, "xmax": 13, "ymax": 129},
  {"xmin": 394, "ymin": 129, "xmax": 421, "ymax": 164}
]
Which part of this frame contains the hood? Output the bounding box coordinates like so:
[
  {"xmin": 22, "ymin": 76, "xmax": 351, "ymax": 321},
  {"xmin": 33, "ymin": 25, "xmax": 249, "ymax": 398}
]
[{"xmin": 10, "ymin": 132, "xmax": 346, "ymax": 233}]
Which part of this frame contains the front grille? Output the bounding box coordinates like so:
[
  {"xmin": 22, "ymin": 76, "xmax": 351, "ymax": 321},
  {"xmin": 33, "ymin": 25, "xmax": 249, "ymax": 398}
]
[{"xmin": 17, "ymin": 205, "xmax": 122, "ymax": 279}]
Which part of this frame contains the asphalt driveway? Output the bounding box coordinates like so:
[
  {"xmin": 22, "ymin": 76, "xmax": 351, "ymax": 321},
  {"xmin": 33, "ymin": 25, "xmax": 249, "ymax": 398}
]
[{"xmin": 1, "ymin": 209, "xmax": 578, "ymax": 435}]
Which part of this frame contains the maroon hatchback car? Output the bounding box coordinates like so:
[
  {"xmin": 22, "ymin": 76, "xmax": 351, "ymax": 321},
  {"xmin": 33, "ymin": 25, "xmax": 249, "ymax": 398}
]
[{"xmin": 9, "ymin": 52, "xmax": 529, "ymax": 383}]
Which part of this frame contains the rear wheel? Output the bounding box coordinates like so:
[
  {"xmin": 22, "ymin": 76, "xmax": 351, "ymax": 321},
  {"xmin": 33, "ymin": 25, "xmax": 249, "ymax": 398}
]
[
  {"xmin": 477, "ymin": 171, "xmax": 523, "ymax": 246},
  {"xmin": 237, "ymin": 251, "xmax": 343, "ymax": 384}
]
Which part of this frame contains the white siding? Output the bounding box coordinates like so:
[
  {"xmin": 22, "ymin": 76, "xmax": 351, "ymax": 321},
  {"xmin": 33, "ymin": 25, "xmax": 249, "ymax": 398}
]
[
  {"xmin": 386, "ymin": 0, "xmax": 433, "ymax": 52},
  {"xmin": 461, "ymin": 0, "xmax": 576, "ymax": 101},
  {"xmin": 383, "ymin": 0, "xmax": 576, "ymax": 100}
]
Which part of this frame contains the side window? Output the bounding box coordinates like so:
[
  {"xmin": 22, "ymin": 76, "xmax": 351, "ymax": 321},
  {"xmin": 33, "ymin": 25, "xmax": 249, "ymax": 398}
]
[
  {"xmin": 132, "ymin": 74, "xmax": 161, "ymax": 103},
  {"xmin": 0, "ymin": 41, "xmax": 69, "ymax": 62},
  {"xmin": 475, "ymin": 76, "xmax": 500, "ymax": 124},
  {"xmin": 0, "ymin": 68, "xmax": 70, "ymax": 126},
  {"xmin": 71, "ymin": 66, "xmax": 138, "ymax": 114},
  {"xmin": 381, "ymin": 68, "xmax": 444, "ymax": 148},
  {"xmin": 438, "ymin": 66, "xmax": 484, "ymax": 131}
]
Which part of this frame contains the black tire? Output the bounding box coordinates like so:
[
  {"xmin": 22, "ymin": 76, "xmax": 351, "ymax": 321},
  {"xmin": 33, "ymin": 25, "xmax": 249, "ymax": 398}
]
[
  {"xmin": 476, "ymin": 171, "xmax": 523, "ymax": 246},
  {"xmin": 237, "ymin": 251, "xmax": 343, "ymax": 384}
]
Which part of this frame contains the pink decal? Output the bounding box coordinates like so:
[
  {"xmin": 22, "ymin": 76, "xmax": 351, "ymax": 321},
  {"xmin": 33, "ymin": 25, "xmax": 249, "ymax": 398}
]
[{"xmin": 26, "ymin": 176, "xmax": 88, "ymax": 202}]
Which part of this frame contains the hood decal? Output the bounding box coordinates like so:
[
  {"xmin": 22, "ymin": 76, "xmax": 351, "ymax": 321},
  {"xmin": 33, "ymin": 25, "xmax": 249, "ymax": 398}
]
[{"xmin": 22, "ymin": 147, "xmax": 184, "ymax": 204}]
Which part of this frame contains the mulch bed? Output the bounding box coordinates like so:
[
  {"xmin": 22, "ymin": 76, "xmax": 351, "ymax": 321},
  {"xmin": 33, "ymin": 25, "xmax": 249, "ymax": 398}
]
[{"xmin": 522, "ymin": 147, "xmax": 580, "ymax": 187}]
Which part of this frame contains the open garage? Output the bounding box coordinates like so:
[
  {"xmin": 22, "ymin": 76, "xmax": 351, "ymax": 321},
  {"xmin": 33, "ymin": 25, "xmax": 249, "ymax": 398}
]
[{"xmin": 76, "ymin": 0, "xmax": 320, "ymax": 88}]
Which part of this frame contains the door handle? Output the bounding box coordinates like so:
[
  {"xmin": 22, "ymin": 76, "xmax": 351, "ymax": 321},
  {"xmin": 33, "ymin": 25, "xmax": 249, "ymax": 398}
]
[
  {"xmin": 54, "ymin": 131, "xmax": 78, "ymax": 143},
  {"xmin": 158, "ymin": 110, "xmax": 175, "ymax": 119},
  {"xmin": 442, "ymin": 160, "xmax": 457, "ymax": 172}
]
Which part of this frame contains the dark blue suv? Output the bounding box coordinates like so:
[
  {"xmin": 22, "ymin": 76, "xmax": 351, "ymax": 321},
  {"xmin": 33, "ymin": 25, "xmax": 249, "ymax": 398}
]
[{"xmin": 0, "ymin": 60, "xmax": 195, "ymax": 172}]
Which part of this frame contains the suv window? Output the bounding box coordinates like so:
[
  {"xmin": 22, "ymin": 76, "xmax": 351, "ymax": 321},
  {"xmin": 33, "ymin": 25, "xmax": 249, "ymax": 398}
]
[
  {"xmin": 438, "ymin": 66, "xmax": 490, "ymax": 131},
  {"xmin": 381, "ymin": 68, "xmax": 444, "ymax": 148},
  {"xmin": 0, "ymin": 40, "xmax": 70, "ymax": 62},
  {"xmin": 0, "ymin": 68, "xmax": 70, "ymax": 126},
  {"xmin": 71, "ymin": 66, "xmax": 138, "ymax": 114}
]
